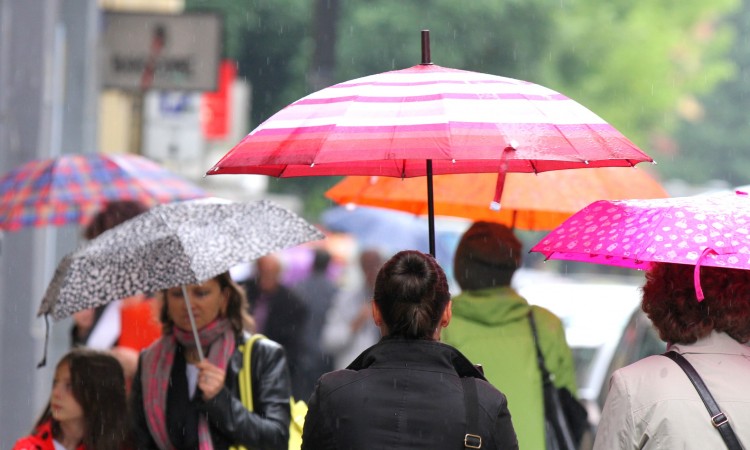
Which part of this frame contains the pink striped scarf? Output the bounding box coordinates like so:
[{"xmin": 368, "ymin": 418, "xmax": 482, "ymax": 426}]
[{"xmin": 141, "ymin": 318, "xmax": 235, "ymax": 450}]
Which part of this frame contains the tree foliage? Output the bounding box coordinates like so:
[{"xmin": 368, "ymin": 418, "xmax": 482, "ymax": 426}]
[
  {"xmin": 541, "ymin": 0, "xmax": 737, "ymax": 153},
  {"xmin": 667, "ymin": 0, "xmax": 750, "ymax": 186}
]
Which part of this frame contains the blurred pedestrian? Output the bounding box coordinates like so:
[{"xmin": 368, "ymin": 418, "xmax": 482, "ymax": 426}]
[
  {"xmin": 441, "ymin": 221, "xmax": 578, "ymax": 450},
  {"xmin": 594, "ymin": 263, "xmax": 750, "ymax": 449},
  {"xmin": 71, "ymin": 200, "xmax": 161, "ymax": 383},
  {"xmin": 130, "ymin": 271, "xmax": 292, "ymax": 449},
  {"xmin": 320, "ymin": 248, "xmax": 382, "ymax": 370},
  {"xmin": 292, "ymin": 248, "xmax": 338, "ymax": 400},
  {"xmin": 302, "ymin": 250, "xmax": 519, "ymax": 449},
  {"xmin": 243, "ymin": 254, "xmax": 310, "ymax": 400},
  {"xmin": 13, "ymin": 348, "xmax": 129, "ymax": 450}
]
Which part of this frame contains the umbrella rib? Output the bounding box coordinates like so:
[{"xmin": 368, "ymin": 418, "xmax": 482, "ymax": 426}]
[{"xmin": 513, "ymin": 90, "xmax": 593, "ymax": 167}]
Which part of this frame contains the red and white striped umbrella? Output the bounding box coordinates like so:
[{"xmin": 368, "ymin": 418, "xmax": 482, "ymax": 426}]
[
  {"xmin": 208, "ymin": 63, "xmax": 651, "ymax": 178},
  {"xmin": 207, "ymin": 32, "xmax": 653, "ymax": 255}
]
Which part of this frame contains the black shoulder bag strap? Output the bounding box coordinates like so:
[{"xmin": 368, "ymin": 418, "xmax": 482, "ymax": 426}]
[
  {"xmin": 663, "ymin": 351, "xmax": 743, "ymax": 450},
  {"xmin": 529, "ymin": 310, "xmax": 577, "ymax": 450},
  {"xmin": 461, "ymin": 377, "xmax": 482, "ymax": 448}
]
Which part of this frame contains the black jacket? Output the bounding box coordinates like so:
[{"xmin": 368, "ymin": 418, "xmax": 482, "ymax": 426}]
[
  {"xmin": 301, "ymin": 337, "xmax": 519, "ymax": 450},
  {"xmin": 130, "ymin": 334, "xmax": 292, "ymax": 450}
]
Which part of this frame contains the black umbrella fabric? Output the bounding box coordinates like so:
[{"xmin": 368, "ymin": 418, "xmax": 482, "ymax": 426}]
[{"xmin": 39, "ymin": 199, "xmax": 325, "ymax": 320}]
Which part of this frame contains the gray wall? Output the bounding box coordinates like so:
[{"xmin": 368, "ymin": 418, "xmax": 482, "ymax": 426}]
[{"xmin": 0, "ymin": 0, "xmax": 98, "ymax": 446}]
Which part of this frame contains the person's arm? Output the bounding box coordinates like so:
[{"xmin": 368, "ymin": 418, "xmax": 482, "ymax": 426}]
[
  {"xmin": 301, "ymin": 378, "xmax": 330, "ymax": 449},
  {"xmin": 491, "ymin": 392, "xmax": 519, "ymax": 450},
  {"xmin": 533, "ymin": 306, "xmax": 578, "ymax": 395},
  {"xmin": 201, "ymin": 339, "xmax": 291, "ymax": 450},
  {"xmin": 592, "ymin": 370, "xmax": 637, "ymax": 450},
  {"xmin": 128, "ymin": 355, "xmax": 159, "ymax": 450}
]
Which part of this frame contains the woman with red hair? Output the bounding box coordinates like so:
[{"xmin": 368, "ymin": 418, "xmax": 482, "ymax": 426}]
[{"xmin": 594, "ymin": 263, "xmax": 750, "ymax": 448}]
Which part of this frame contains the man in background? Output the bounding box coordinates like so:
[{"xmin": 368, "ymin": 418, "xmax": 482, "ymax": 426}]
[
  {"xmin": 293, "ymin": 248, "xmax": 338, "ymax": 400},
  {"xmin": 244, "ymin": 254, "xmax": 309, "ymax": 399},
  {"xmin": 320, "ymin": 249, "xmax": 383, "ymax": 370},
  {"xmin": 441, "ymin": 221, "xmax": 578, "ymax": 450}
]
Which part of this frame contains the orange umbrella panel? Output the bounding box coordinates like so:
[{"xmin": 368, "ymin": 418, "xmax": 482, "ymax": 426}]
[{"xmin": 325, "ymin": 168, "xmax": 668, "ymax": 231}]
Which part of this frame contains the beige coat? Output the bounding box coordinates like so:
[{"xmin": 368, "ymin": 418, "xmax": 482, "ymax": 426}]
[{"xmin": 593, "ymin": 331, "xmax": 750, "ymax": 449}]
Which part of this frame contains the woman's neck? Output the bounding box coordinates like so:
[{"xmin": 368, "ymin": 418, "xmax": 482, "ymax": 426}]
[{"xmin": 56, "ymin": 419, "xmax": 85, "ymax": 450}]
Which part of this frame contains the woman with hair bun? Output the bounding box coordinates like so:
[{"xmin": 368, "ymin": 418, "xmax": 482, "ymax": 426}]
[
  {"xmin": 594, "ymin": 262, "xmax": 750, "ymax": 449},
  {"xmin": 302, "ymin": 250, "xmax": 519, "ymax": 449}
]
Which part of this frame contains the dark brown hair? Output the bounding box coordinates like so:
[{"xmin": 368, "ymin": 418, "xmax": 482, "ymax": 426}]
[
  {"xmin": 160, "ymin": 271, "xmax": 255, "ymax": 335},
  {"xmin": 454, "ymin": 221, "xmax": 522, "ymax": 290},
  {"xmin": 374, "ymin": 250, "xmax": 450, "ymax": 339},
  {"xmin": 84, "ymin": 200, "xmax": 149, "ymax": 239},
  {"xmin": 642, "ymin": 263, "xmax": 750, "ymax": 344},
  {"xmin": 34, "ymin": 349, "xmax": 129, "ymax": 450}
]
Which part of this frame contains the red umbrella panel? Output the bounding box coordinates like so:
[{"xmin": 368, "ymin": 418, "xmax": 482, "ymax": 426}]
[{"xmin": 0, "ymin": 153, "xmax": 208, "ymax": 231}]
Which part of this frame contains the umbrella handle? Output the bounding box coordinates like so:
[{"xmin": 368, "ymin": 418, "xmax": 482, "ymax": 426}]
[{"xmin": 181, "ymin": 285, "xmax": 205, "ymax": 361}]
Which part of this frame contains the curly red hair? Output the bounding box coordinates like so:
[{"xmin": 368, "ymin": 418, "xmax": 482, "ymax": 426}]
[{"xmin": 642, "ymin": 263, "xmax": 750, "ymax": 344}]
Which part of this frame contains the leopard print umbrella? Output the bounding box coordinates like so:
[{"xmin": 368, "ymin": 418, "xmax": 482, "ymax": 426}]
[{"xmin": 39, "ymin": 199, "xmax": 325, "ymax": 320}]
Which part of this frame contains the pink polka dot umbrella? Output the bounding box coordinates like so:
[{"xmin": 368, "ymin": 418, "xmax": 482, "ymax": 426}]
[{"xmin": 530, "ymin": 191, "xmax": 750, "ymax": 300}]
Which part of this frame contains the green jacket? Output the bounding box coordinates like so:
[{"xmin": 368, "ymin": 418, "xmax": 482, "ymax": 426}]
[{"xmin": 442, "ymin": 287, "xmax": 577, "ymax": 450}]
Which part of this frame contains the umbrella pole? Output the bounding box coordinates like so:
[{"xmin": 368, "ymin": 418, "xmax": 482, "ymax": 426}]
[
  {"xmin": 181, "ymin": 285, "xmax": 205, "ymax": 361},
  {"xmin": 421, "ymin": 30, "xmax": 436, "ymax": 257},
  {"xmin": 427, "ymin": 159, "xmax": 436, "ymax": 257}
]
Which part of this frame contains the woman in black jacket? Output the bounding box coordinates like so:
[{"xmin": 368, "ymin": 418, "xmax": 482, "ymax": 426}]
[
  {"xmin": 302, "ymin": 250, "xmax": 518, "ymax": 449},
  {"xmin": 130, "ymin": 271, "xmax": 291, "ymax": 450}
]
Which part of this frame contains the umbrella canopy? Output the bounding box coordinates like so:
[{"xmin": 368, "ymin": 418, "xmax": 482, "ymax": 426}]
[
  {"xmin": 320, "ymin": 205, "xmax": 456, "ymax": 263},
  {"xmin": 0, "ymin": 153, "xmax": 207, "ymax": 231},
  {"xmin": 530, "ymin": 191, "xmax": 750, "ymax": 299},
  {"xmin": 207, "ymin": 31, "xmax": 653, "ymax": 255},
  {"xmin": 207, "ymin": 63, "xmax": 651, "ymax": 177},
  {"xmin": 39, "ymin": 199, "xmax": 325, "ymax": 320},
  {"xmin": 325, "ymin": 168, "xmax": 668, "ymax": 231}
]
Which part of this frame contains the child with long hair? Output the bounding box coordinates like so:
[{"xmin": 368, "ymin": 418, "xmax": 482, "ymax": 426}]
[{"xmin": 13, "ymin": 348, "xmax": 130, "ymax": 450}]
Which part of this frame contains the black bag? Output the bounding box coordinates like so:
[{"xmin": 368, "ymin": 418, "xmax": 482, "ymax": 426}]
[{"xmin": 529, "ymin": 311, "xmax": 589, "ymax": 450}]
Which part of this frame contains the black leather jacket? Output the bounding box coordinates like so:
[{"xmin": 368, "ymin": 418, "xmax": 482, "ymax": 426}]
[
  {"xmin": 302, "ymin": 337, "xmax": 519, "ymax": 449},
  {"xmin": 130, "ymin": 333, "xmax": 291, "ymax": 450}
]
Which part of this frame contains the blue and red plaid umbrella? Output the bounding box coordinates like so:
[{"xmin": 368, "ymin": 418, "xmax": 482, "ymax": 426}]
[{"xmin": 0, "ymin": 153, "xmax": 208, "ymax": 231}]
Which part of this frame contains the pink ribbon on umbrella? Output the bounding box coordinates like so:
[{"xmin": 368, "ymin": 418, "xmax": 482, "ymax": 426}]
[
  {"xmin": 693, "ymin": 247, "xmax": 718, "ymax": 301},
  {"xmin": 491, "ymin": 142, "xmax": 518, "ymax": 211},
  {"xmin": 694, "ymin": 190, "xmax": 750, "ymax": 301}
]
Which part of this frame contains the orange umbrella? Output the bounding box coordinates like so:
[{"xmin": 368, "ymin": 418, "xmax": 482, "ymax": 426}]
[{"xmin": 325, "ymin": 168, "xmax": 668, "ymax": 231}]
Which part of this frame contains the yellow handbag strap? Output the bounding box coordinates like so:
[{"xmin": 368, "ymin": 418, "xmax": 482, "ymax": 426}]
[
  {"xmin": 239, "ymin": 333, "xmax": 266, "ymax": 412},
  {"xmin": 231, "ymin": 333, "xmax": 266, "ymax": 450}
]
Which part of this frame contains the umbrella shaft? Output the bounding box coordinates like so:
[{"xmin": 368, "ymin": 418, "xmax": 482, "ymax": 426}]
[
  {"xmin": 182, "ymin": 285, "xmax": 205, "ymax": 361},
  {"xmin": 427, "ymin": 159, "xmax": 436, "ymax": 257},
  {"xmin": 421, "ymin": 30, "xmax": 431, "ymax": 64}
]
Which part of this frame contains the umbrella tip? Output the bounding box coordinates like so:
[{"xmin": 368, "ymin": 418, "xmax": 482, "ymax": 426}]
[
  {"xmin": 421, "ymin": 30, "xmax": 432, "ymax": 65},
  {"xmin": 490, "ymin": 201, "xmax": 501, "ymax": 211}
]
